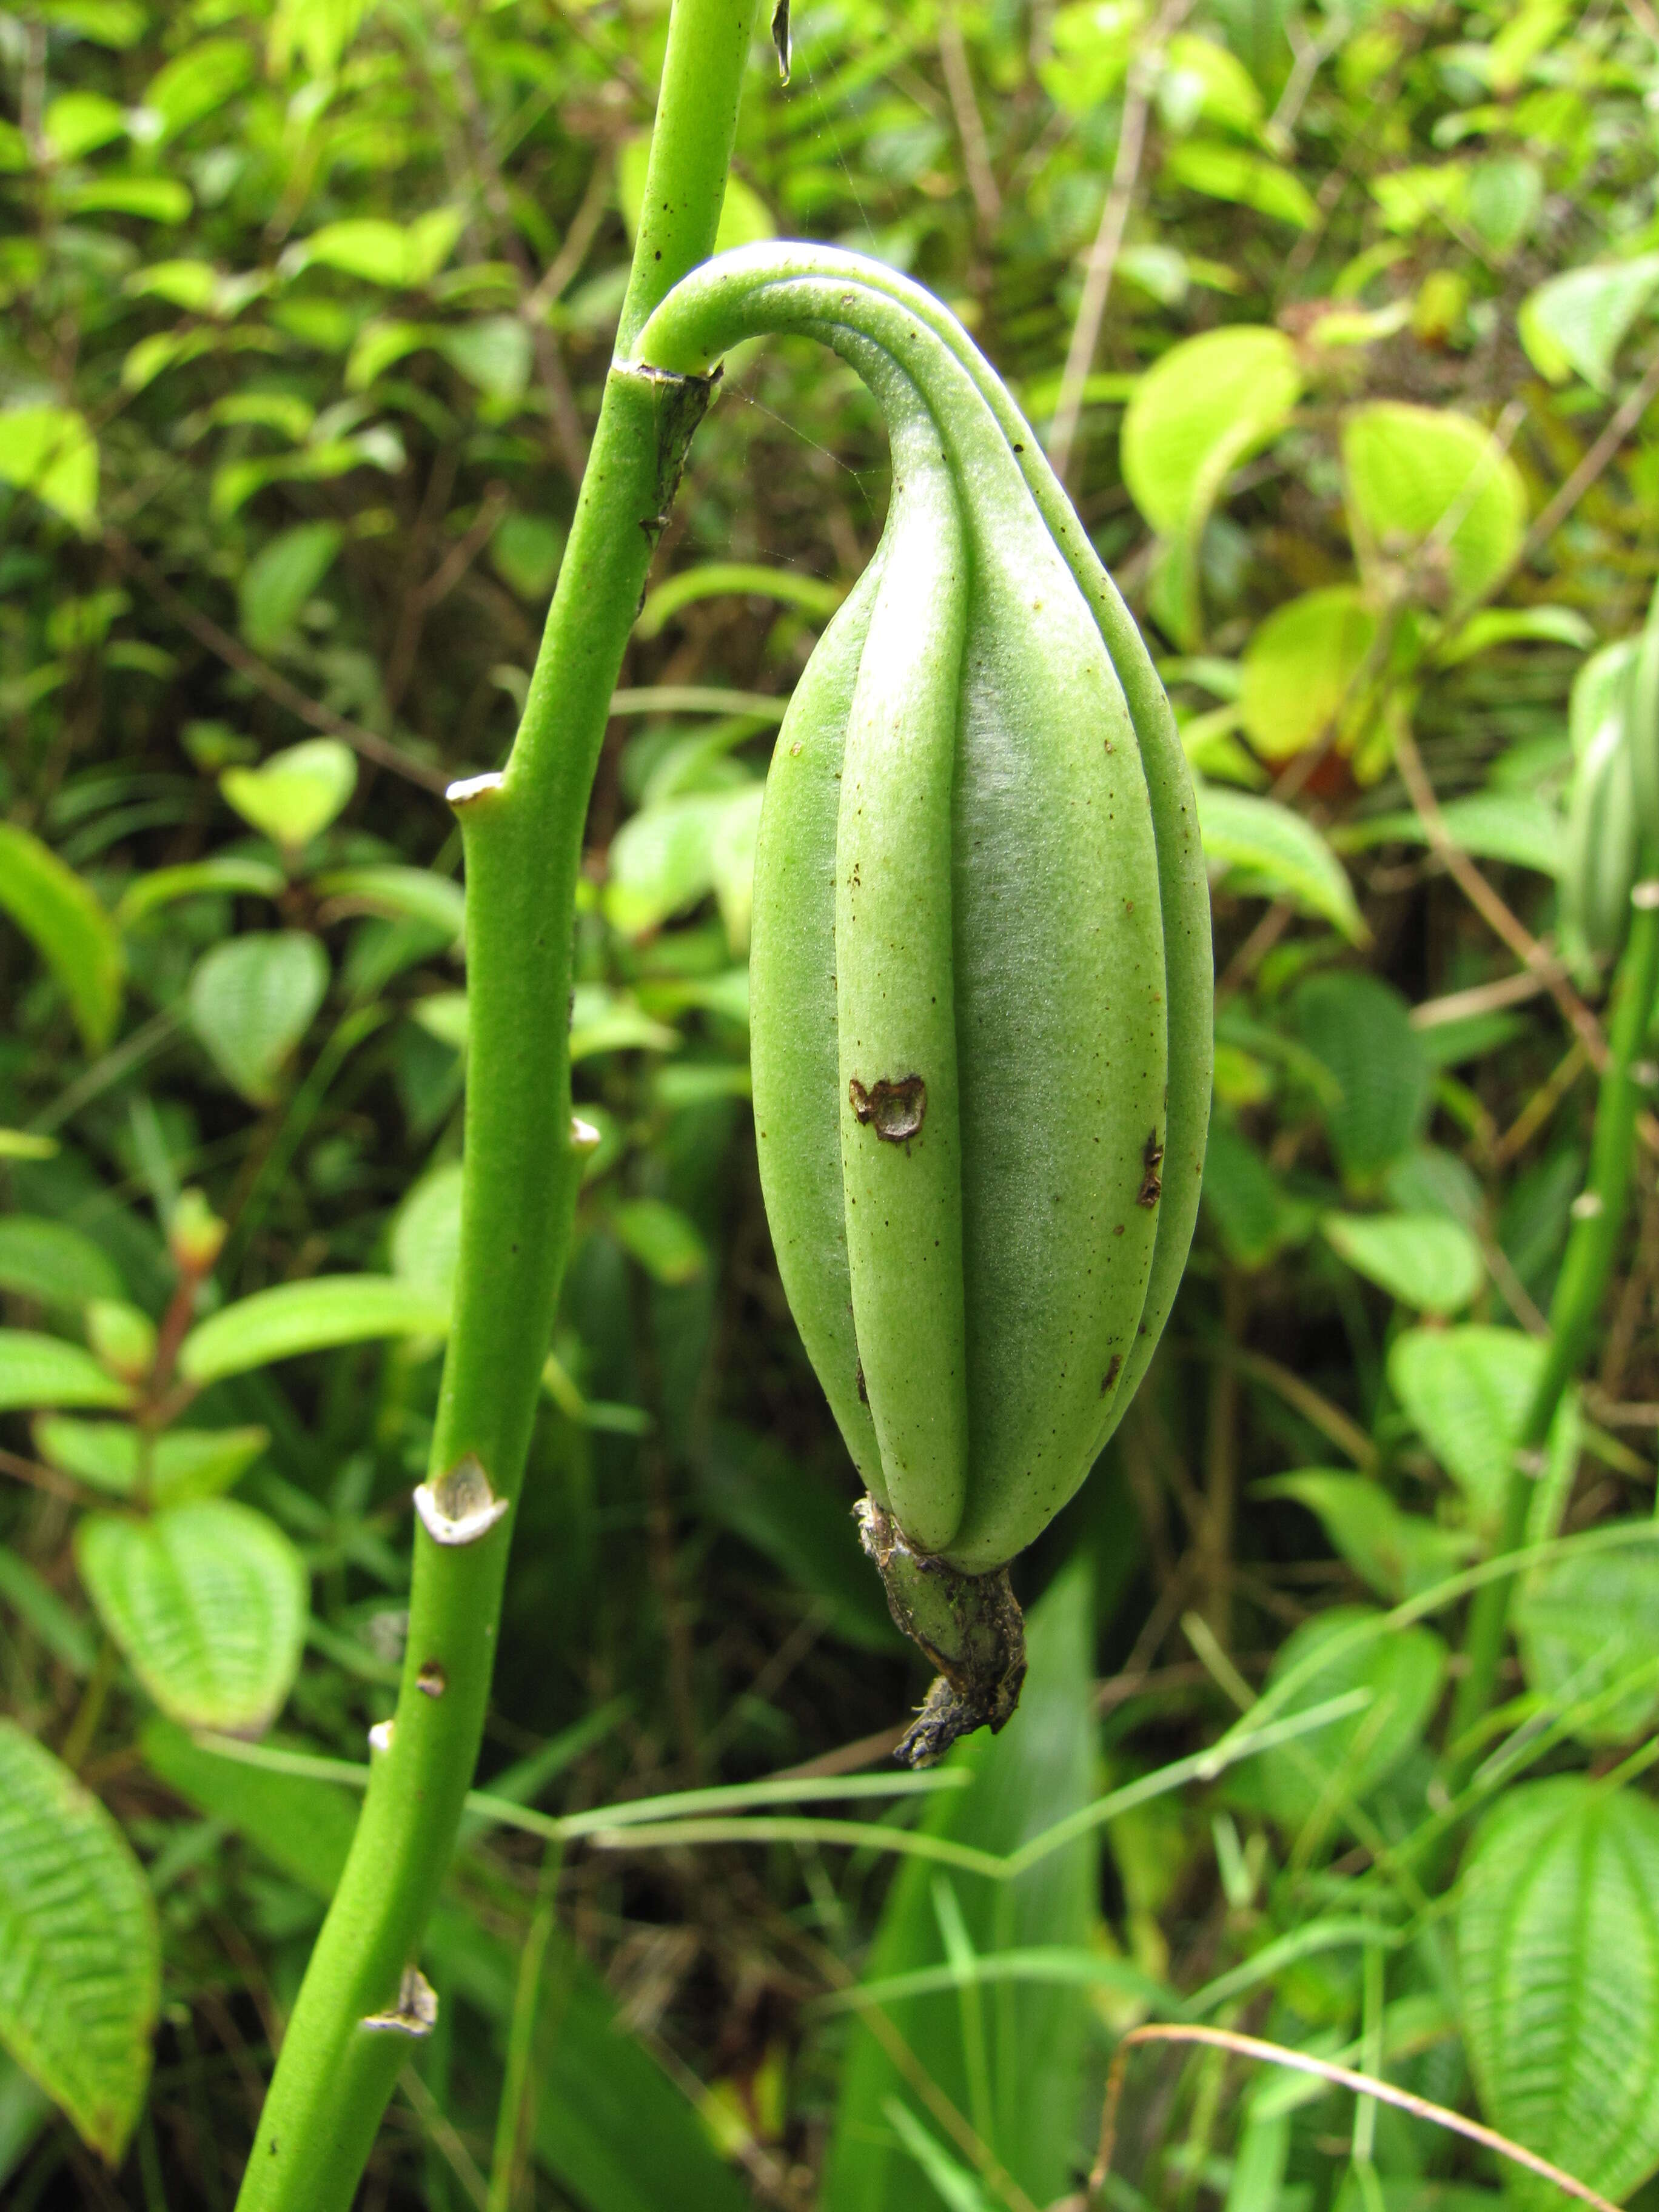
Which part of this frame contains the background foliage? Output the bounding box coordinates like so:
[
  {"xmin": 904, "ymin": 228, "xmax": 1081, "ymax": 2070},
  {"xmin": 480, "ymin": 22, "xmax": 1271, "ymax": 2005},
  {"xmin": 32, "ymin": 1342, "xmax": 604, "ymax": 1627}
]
[{"xmin": 5, "ymin": 0, "xmax": 1659, "ymax": 2206}]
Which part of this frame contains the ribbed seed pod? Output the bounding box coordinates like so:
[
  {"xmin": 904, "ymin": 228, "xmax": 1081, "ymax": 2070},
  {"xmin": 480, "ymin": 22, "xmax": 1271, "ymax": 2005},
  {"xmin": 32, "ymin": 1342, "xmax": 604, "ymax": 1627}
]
[
  {"xmin": 633, "ymin": 249, "xmax": 1213, "ymax": 1759},
  {"xmin": 1563, "ymin": 638, "xmax": 1642, "ymax": 964}
]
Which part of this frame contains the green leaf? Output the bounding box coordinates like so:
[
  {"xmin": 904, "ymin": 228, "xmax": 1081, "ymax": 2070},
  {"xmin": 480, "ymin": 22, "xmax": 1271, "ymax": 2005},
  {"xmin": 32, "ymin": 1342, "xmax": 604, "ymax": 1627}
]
[
  {"xmin": 605, "ymin": 786, "xmax": 765, "ymax": 941},
  {"xmin": 43, "ymin": 90, "xmax": 127, "ymax": 159},
  {"xmin": 1388, "ymin": 1325, "xmax": 1563, "ymax": 1529},
  {"xmin": 1239, "ymin": 587, "xmax": 1378, "ymax": 762},
  {"xmin": 0, "ymin": 1547, "xmax": 96, "ymax": 1675},
  {"xmin": 76, "ymin": 1500, "xmax": 309, "ymax": 1731},
  {"xmin": 637, "ymin": 561, "xmax": 845, "ymax": 640},
  {"xmin": 0, "ymin": 411, "xmax": 97, "ymax": 530},
  {"xmin": 142, "ymin": 1717, "xmax": 359, "ymax": 1896},
  {"xmin": 236, "ymin": 523, "xmax": 344, "ymax": 658},
  {"xmin": 1120, "ymin": 326, "xmax": 1301, "ymax": 535},
  {"xmin": 1518, "ymin": 256, "xmax": 1659, "ymax": 391},
  {"xmin": 1247, "ymin": 1606, "xmax": 1446, "ymax": 1829},
  {"xmin": 0, "ymin": 1332, "xmax": 132, "ymax": 1413},
  {"xmin": 1201, "ymin": 1121, "xmax": 1313, "ymax": 1269},
  {"xmin": 0, "ymin": 822, "xmax": 124, "ymax": 1051},
  {"xmin": 287, "ymin": 207, "xmax": 465, "ymax": 288},
  {"xmin": 220, "ymin": 739, "xmax": 357, "ymax": 848},
  {"xmin": 695, "ymin": 1421, "xmax": 899, "ymax": 1652},
  {"xmin": 0, "ymin": 1216, "xmax": 123, "ymax": 1308},
  {"xmin": 0, "ymin": 1724, "xmax": 158, "ymax": 2163},
  {"xmin": 1256, "ymin": 1470, "xmax": 1476, "ymax": 1601},
  {"xmin": 570, "ymin": 986, "xmax": 678, "ymax": 1061},
  {"xmin": 1342, "ymin": 402, "xmax": 1527, "ymax": 608},
  {"xmin": 312, "ymin": 865, "xmax": 464, "ymax": 940},
  {"xmin": 1435, "ymin": 605, "xmax": 1595, "ymax": 665},
  {"xmin": 1467, "ymin": 154, "xmax": 1542, "ymax": 258},
  {"xmin": 1196, "ymin": 786, "xmax": 1364, "ymax": 939},
  {"xmin": 1514, "ymin": 1533, "xmax": 1659, "ymax": 1744},
  {"xmin": 63, "ymin": 174, "xmax": 192, "ymax": 224},
  {"xmin": 822, "ymin": 1562, "xmax": 1101, "ymax": 2211},
  {"xmin": 1293, "ymin": 972, "xmax": 1430, "ymax": 1187},
  {"xmin": 187, "ymin": 931, "xmax": 329, "ymax": 1104},
  {"xmin": 489, "ymin": 512, "xmax": 566, "ymax": 600},
  {"xmin": 34, "ymin": 1418, "xmax": 268, "ymax": 1504},
  {"xmin": 1163, "ymin": 139, "xmax": 1316, "ymax": 227},
  {"xmin": 117, "ymin": 856, "xmax": 286, "ymax": 928},
  {"xmin": 1460, "ymin": 1779, "xmax": 1659, "ymax": 2207},
  {"xmin": 142, "ymin": 35, "xmax": 252, "ymax": 137},
  {"xmin": 1321, "ymin": 1212, "xmax": 1484, "ymax": 1314},
  {"xmin": 435, "ymin": 316, "xmax": 532, "ymax": 404},
  {"xmin": 1338, "ymin": 789, "xmax": 1564, "ymax": 879},
  {"xmin": 178, "ymin": 1274, "xmax": 449, "ymax": 1386},
  {"xmin": 611, "ymin": 1199, "xmax": 708, "ymax": 1285},
  {"xmin": 391, "ymin": 1162, "xmax": 464, "ymax": 1302}
]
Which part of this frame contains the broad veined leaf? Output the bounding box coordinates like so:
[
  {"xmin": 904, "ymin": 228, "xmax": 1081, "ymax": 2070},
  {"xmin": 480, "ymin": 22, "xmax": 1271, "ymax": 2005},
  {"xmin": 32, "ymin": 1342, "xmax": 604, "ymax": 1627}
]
[
  {"xmin": 1321, "ymin": 1212, "xmax": 1484, "ymax": 1315},
  {"xmin": 187, "ymin": 931, "xmax": 329, "ymax": 1104},
  {"xmin": 0, "ymin": 1332, "xmax": 132, "ymax": 1413},
  {"xmin": 62, "ymin": 174, "xmax": 192, "ymax": 224},
  {"xmin": 178, "ymin": 1274, "xmax": 450, "ymax": 1386},
  {"xmin": 1247, "ymin": 1606, "xmax": 1446, "ymax": 1829},
  {"xmin": 1196, "ymin": 785, "xmax": 1364, "ymax": 939},
  {"xmin": 1256, "ymin": 1471, "xmax": 1476, "ymax": 1601},
  {"xmin": 1514, "ymin": 1533, "xmax": 1659, "ymax": 1745},
  {"xmin": 0, "ymin": 1216, "xmax": 123, "ymax": 1308},
  {"xmin": 34, "ymin": 1418, "xmax": 267, "ymax": 1504},
  {"xmin": 0, "ymin": 1723, "xmax": 158, "ymax": 2163},
  {"xmin": 1342, "ymin": 403, "xmax": 1526, "ymax": 608},
  {"xmin": 1120, "ymin": 326, "xmax": 1301, "ymax": 535},
  {"xmin": 1292, "ymin": 972, "xmax": 1430, "ymax": 1187},
  {"xmin": 1466, "ymin": 154, "xmax": 1542, "ymax": 259},
  {"xmin": 1519, "ymin": 256, "xmax": 1659, "ymax": 392},
  {"xmin": 822, "ymin": 1562, "xmax": 1102, "ymax": 2211},
  {"xmin": 0, "ymin": 823, "xmax": 124, "ymax": 1051},
  {"xmin": 1460, "ymin": 1779, "xmax": 1659, "ymax": 2208},
  {"xmin": 76, "ymin": 1500, "xmax": 309, "ymax": 1731},
  {"xmin": 220, "ymin": 739, "xmax": 356, "ymax": 848},
  {"xmin": 1388, "ymin": 1325, "xmax": 1574, "ymax": 1530},
  {"xmin": 0, "ymin": 406, "xmax": 98, "ymax": 528},
  {"xmin": 236, "ymin": 523, "xmax": 344, "ymax": 657},
  {"xmin": 1239, "ymin": 587, "xmax": 1378, "ymax": 762}
]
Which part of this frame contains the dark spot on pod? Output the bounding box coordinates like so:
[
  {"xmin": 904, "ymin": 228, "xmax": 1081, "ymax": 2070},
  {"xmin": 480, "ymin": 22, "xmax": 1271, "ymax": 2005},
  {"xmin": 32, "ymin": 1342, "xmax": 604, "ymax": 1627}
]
[
  {"xmin": 417, "ymin": 1661, "xmax": 447, "ymax": 1698},
  {"xmin": 1101, "ymin": 1354, "xmax": 1122, "ymax": 1396},
  {"xmin": 856, "ymin": 1359, "xmax": 869, "ymax": 1405},
  {"xmin": 1138, "ymin": 1127, "xmax": 1165, "ymax": 1208},
  {"xmin": 849, "ymin": 1073, "xmax": 927, "ymax": 1143}
]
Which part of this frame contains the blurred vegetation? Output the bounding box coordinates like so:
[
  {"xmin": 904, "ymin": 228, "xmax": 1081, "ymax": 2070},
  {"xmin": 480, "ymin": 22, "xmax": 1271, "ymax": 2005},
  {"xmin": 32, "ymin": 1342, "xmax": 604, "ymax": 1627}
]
[{"xmin": 5, "ymin": 0, "xmax": 1659, "ymax": 2207}]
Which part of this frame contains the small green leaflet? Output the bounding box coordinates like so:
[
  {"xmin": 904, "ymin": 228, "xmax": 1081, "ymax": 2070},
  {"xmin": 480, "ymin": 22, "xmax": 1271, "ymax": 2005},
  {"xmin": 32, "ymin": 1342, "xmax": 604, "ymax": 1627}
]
[{"xmin": 0, "ymin": 823, "xmax": 124, "ymax": 1051}]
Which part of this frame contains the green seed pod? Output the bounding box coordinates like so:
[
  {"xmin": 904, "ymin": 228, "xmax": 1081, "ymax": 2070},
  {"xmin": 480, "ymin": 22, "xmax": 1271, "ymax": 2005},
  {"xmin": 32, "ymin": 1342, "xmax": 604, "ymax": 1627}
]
[
  {"xmin": 632, "ymin": 249, "xmax": 1213, "ymax": 1758},
  {"xmin": 1564, "ymin": 638, "xmax": 1641, "ymax": 964}
]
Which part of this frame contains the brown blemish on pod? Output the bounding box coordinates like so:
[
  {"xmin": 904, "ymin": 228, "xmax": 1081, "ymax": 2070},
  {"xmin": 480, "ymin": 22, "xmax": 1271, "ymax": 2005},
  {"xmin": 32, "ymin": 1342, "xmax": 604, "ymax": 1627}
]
[
  {"xmin": 849, "ymin": 1074, "xmax": 927, "ymax": 1143},
  {"xmin": 417, "ymin": 1660, "xmax": 447, "ymax": 1699},
  {"xmin": 1138, "ymin": 1128, "xmax": 1164, "ymax": 1208}
]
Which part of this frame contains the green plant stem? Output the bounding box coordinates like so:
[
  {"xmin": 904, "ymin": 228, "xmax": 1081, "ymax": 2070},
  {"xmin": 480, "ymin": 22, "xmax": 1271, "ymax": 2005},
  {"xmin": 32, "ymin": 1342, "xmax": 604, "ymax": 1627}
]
[
  {"xmin": 1446, "ymin": 885, "xmax": 1659, "ymax": 1784},
  {"xmin": 232, "ymin": 8, "xmax": 760, "ymax": 2206}
]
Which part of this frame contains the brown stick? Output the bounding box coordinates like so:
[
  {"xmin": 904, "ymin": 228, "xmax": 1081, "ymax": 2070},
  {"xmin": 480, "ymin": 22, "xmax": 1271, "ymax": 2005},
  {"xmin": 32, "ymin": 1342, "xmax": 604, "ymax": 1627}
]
[{"xmin": 1087, "ymin": 2023, "xmax": 1623, "ymax": 2212}]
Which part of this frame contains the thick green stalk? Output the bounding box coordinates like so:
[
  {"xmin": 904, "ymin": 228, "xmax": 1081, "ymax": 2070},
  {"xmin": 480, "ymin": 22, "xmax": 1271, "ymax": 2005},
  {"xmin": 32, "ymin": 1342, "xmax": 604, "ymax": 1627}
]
[
  {"xmin": 1446, "ymin": 882, "xmax": 1659, "ymax": 1781},
  {"xmin": 233, "ymin": 8, "xmax": 759, "ymax": 2206}
]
